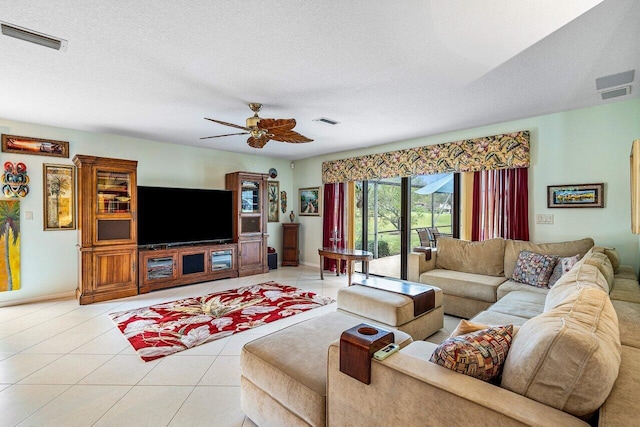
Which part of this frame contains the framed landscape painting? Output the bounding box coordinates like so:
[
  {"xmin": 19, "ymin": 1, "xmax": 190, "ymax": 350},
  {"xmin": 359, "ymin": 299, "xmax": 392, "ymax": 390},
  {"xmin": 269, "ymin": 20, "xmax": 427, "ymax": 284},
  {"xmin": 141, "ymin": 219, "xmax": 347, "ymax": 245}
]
[
  {"xmin": 547, "ymin": 183, "xmax": 604, "ymax": 208},
  {"xmin": 268, "ymin": 181, "xmax": 279, "ymax": 222},
  {"xmin": 2, "ymin": 134, "xmax": 69, "ymax": 158},
  {"xmin": 299, "ymin": 187, "xmax": 321, "ymax": 216},
  {"xmin": 43, "ymin": 164, "xmax": 76, "ymax": 230}
]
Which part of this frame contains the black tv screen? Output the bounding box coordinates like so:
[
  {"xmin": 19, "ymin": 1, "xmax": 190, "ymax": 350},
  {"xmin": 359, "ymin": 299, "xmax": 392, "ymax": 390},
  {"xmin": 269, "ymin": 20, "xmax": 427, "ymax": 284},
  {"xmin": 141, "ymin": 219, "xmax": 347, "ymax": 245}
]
[{"xmin": 137, "ymin": 186, "xmax": 233, "ymax": 247}]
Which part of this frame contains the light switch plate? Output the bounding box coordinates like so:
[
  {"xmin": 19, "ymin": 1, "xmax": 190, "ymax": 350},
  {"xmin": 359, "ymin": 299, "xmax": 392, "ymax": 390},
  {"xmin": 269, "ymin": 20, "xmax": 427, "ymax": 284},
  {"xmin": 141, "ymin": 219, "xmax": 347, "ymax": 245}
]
[{"xmin": 536, "ymin": 214, "xmax": 554, "ymax": 224}]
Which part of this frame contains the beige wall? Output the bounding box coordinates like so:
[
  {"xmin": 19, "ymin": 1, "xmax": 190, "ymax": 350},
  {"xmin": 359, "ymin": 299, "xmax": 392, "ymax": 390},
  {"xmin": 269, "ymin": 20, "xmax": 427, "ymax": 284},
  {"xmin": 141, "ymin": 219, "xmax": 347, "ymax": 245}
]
[
  {"xmin": 1, "ymin": 97, "xmax": 639, "ymax": 305},
  {"xmin": 293, "ymin": 98, "xmax": 640, "ymax": 271}
]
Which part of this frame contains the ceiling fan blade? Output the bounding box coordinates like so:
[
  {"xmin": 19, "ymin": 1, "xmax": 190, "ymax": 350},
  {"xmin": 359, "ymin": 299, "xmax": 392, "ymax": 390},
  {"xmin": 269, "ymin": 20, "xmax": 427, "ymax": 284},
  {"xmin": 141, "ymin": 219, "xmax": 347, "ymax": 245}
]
[
  {"xmin": 200, "ymin": 132, "xmax": 249, "ymax": 140},
  {"xmin": 247, "ymin": 135, "xmax": 270, "ymax": 149},
  {"xmin": 204, "ymin": 117, "xmax": 250, "ymax": 131},
  {"xmin": 268, "ymin": 129, "xmax": 313, "ymax": 143},
  {"xmin": 258, "ymin": 118, "xmax": 296, "ymax": 132}
]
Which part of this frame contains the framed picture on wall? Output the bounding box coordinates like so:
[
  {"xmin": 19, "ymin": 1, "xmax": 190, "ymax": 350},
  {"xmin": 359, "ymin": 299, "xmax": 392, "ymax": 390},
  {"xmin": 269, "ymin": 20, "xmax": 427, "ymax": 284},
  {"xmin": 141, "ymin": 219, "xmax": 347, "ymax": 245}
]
[
  {"xmin": 2, "ymin": 134, "xmax": 69, "ymax": 158},
  {"xmin": 299, "ymin": 187, "xmax": 321, "ymax": 216},
  {"xmin": 43, "ymin": 163, "xmax": 76, "ymax": 230},
  {"xmin": 547, "ymin": 183, "xmax": 604, "ymax": 208},
  {"xmin": 268, "ymin": 181, "xmax": 279, "ymax": 222}
]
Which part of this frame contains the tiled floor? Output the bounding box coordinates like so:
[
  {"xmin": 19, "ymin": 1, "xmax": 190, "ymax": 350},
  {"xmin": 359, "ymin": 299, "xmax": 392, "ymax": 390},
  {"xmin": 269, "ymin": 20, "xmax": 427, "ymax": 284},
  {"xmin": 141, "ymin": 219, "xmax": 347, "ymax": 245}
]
[{"xmin": 0, "ymin": 265, "xmax": 459, "ymax": 427}]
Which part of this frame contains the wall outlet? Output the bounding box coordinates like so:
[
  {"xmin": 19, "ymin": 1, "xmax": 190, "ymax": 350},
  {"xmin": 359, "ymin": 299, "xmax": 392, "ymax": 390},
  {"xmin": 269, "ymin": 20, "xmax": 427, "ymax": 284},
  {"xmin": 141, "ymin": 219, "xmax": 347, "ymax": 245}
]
[{"xmin": 536, "ymin": 214, "xmax": 554, "ymax": 224}]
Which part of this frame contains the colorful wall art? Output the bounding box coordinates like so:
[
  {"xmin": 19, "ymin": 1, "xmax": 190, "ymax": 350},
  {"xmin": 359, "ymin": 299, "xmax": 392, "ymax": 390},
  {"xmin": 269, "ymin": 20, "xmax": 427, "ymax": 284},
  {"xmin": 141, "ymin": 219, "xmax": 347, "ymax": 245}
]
[
  {"xmin": 0, "ymin": 199, "xmax": 21, "ymax": 292},
  {"xmin": 2, "ymin": 162, "xmax": 29, "ymax": 198}
]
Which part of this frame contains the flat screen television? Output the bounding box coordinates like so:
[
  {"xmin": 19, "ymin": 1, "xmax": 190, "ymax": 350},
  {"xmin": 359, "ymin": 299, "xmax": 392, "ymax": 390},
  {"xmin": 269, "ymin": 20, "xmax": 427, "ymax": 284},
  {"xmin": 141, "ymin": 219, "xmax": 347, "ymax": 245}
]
[{"xmin": 137, "ymin": 185, "xmax": 233, "ymax": 247}]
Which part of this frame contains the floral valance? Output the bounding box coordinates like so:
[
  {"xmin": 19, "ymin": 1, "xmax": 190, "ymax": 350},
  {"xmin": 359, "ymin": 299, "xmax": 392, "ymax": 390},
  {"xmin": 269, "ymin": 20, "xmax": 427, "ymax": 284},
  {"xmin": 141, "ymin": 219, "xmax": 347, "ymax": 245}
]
[{"xmin": 322, "ymin": 130, "xmax": 530, "ymax": 183}]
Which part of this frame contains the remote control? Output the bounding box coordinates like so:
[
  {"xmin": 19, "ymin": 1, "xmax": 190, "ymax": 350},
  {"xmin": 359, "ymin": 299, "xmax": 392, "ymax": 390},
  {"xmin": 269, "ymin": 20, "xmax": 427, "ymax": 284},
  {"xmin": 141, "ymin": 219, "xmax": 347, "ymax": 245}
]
[{"xmin": 373, "ymin": 343, "xmax": 400, "ymax": 360}]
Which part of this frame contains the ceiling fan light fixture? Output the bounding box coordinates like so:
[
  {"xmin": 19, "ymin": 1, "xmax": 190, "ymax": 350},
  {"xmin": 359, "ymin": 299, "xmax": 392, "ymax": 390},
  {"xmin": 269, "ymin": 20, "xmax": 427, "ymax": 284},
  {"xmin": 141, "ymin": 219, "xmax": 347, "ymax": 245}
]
[
  {"xmin": 250, "ymin": 128, "xmax": 265, "ymax": 139},
  {"xmin": 246, "ymin": 114, "xmax": 261, "ymax": 128}
]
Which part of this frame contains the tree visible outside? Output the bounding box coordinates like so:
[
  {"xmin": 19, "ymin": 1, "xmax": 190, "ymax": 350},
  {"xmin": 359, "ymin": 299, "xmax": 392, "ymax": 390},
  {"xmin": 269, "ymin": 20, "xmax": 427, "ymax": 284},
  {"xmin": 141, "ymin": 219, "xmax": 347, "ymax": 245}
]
[{"xmin": 354, "ymin": 174, "xmax": 453, "ymax": 257}]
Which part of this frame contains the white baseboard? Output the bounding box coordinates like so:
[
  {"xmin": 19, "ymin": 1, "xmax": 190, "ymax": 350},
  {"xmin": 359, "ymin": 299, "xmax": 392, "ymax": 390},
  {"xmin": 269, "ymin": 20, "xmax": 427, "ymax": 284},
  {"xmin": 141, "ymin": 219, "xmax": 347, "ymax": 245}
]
[{"xmin": 0, "ymin": 291, "xmax": 76, "ymax": 308}]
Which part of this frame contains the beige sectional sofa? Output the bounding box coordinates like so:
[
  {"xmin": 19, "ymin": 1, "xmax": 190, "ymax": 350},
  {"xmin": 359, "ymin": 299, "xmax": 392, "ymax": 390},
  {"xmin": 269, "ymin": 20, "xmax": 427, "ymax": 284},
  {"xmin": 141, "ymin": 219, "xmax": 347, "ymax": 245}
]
[
  {"xmin": 242, "ymin": 238, "xmax": 640, "ymax": 426},
  {"xmin": 394, "ymin": 238, "xmax": 640, "ymax": 426}
]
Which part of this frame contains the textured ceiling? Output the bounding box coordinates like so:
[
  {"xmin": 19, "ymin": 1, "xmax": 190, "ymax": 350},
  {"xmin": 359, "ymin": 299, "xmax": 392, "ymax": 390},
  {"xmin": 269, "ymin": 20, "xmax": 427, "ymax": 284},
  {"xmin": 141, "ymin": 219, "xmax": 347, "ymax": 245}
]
[{"xmin": 1, "ymin": 0, "xmax": 638, "ymax": 160}]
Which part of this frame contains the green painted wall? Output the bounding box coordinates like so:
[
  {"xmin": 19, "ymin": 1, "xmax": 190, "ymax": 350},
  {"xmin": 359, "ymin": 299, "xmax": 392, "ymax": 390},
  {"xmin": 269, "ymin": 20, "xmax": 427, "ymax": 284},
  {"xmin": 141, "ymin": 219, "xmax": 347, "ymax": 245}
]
[
  {"xmin": 294, "ymin": 98, "xmax": 640, "ymax": 271},
  {"xmin": 1, "ymin": 97, "xmax": 638, "ymax": 304},
  {"xmin": 0, "ymin": 119, "xmax": 292, "ymax": 305}
]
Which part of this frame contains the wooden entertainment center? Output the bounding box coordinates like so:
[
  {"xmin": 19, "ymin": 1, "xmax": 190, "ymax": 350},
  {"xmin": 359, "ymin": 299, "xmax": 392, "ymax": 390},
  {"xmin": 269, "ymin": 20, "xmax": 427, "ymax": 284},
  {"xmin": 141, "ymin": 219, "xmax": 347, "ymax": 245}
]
[
  {"xmin": 74, "ymin": 155, "xmax": 270, "ymax": 303},
  {"xmin": 138, "ymin": 243, "xmax": 238, "ymax": 293}
]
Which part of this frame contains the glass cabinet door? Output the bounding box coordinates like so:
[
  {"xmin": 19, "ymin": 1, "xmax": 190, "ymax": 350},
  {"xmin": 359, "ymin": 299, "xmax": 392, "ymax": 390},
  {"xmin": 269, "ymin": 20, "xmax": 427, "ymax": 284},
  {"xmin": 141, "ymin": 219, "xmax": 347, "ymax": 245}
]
[
  {"xmin": 241, "ymin": 180, "xmax": 261, "ymax": 213},
  {"xmin": 97, "ymin": 170, "xmax": 132, "ymax": 214}
]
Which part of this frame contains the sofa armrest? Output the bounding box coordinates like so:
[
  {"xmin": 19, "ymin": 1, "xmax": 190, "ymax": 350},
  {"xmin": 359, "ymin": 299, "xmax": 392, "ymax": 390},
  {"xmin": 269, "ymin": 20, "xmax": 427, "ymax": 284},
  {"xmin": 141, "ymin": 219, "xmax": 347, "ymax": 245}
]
[
  {"xmin": 327, "ymin": 341, "xmax": 589, "ymax": 427},
  {"xmin": 408, "ymin": 250, "xmax": 437, "ymax": 282}
]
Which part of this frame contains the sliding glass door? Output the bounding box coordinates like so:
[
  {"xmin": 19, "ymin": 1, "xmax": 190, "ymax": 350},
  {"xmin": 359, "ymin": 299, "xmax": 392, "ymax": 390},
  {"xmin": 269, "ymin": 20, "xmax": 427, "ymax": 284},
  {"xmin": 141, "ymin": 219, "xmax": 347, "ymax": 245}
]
[{"xmin": 355, "ymin": 173, "xmax": 458, "ymax": 279}]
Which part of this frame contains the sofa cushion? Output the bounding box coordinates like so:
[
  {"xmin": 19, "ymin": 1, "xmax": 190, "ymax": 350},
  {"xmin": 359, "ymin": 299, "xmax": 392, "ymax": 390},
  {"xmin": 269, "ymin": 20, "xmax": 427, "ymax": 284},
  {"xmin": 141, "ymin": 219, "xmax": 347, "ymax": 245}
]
[
  {"xmin": 336, "ymin": 284, "xmax": 443, "ymax": 327},
  {"xmin": 471, "ymin": 310, "xmax": 530, "ymax": 327},
  {"xmin": 511, "ymin": 250, "xmax": 558, "ymax": 288},
  {"xmin": 598, "ymin": 345, "xmax": 640, "ymax": 427},
  {"xmin": 501, "ymin": 288, "xmax": 621, "ymax": 418},
  {"xmin": 497, "ymin": 280, "xmax": 549, "ymax": 300},
  {"xmin": 448, "ymin": 319, "xmax": 488, "ymax": 338},
  {"xmin": 609, "ymin": 278, "xmax": 640, "ymax": 304},
  {"xmin": 602, "ymin": 247, "xmax": 621, "ymax": 273},
  {"xmin": 544, "ymin": 263, "xmax": 609, "ymax": 312},
  {"xmin": 611, "ymin": 300, "xmax": 640, "ymax": 349},
  {"xmin": 488, "ymin": 291, "xmax": 546, "ymax": 320},
  {"xmin": 430, "ymin": 325, "xmax": 513, "ymax": 382},
  {"xmin": 449, "ymin": 318, "xmax": 521, "ymax": 339},
  {"xmin": 504, "ymin": 237, "xmax": 594, "ymax": 279},
  {"xmin": 435, "ymin": 237, "xmax": 505, "ymax": 276},
  {"xmin": 582, "ymin": 250, "xmax": 615, "ymax": 288},
  {"xmin": 614, "ymin": 265, "xmax": 637, "ymax": 281},
  {"xmin": 241, "ymin": 311, "xmax": 412, "ymax": 427},
  {"xmin": 420, "ymin": 269, "xmax": 506, "ymax": 303}
]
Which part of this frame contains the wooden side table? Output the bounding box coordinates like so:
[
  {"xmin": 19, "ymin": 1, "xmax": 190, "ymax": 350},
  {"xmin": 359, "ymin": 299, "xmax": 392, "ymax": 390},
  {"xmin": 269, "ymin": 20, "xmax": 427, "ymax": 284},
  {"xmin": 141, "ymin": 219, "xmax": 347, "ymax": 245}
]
[{"xmin": 318, "ymin": 247, "xmax": 372, "ymax": 285}]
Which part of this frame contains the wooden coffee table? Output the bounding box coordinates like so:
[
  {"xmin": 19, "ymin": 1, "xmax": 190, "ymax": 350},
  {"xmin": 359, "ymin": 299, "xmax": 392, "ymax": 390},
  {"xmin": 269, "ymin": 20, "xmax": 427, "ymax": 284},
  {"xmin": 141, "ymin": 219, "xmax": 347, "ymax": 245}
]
[{"xmin": 318, "ymin": 247, "xmax": 372, "ymax": 285}]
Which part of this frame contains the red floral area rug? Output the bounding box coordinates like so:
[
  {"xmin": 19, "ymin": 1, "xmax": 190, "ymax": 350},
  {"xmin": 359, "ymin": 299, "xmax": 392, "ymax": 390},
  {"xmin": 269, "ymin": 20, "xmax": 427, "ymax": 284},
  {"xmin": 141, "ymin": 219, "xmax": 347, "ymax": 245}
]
[{"xmin": 109, "ymin": 281, "xmax": 334, "ymax": 361}]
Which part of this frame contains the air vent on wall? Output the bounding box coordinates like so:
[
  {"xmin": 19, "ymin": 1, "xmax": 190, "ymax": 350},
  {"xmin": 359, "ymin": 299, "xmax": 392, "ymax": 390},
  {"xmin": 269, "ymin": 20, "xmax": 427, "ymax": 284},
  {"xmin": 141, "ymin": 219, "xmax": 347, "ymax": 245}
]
[
  {"xmin": 596, "ymin": 70, "xmax": 634, "ymax": 100},
  {"xmin": 601, "ymin": 86, "xmax": 631, "ymax": 100},
  {"xmin": 0, "ymin": 21, "xmax": 67, "ymax": 51},
  {"xmin": 313, "ymin": 117, "xmax": 340, "ymax": 125}
]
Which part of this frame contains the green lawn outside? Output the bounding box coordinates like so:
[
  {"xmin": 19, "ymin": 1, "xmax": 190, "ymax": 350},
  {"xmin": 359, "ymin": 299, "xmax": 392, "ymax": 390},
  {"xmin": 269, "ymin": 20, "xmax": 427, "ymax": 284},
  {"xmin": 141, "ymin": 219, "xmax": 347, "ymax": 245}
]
[{"xmin": 355, "ymin": 212, "xmax": 452, "ymax": 256}]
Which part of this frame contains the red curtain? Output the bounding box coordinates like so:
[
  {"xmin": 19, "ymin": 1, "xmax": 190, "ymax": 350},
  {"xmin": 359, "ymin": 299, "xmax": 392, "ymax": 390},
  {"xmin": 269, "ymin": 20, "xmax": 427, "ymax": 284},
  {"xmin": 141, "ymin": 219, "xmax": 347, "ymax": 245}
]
[
  {"xmin": 471, "ymin": 168, "xmax": 529, "ymax": 241},
  {"xmin": 322, "ymin": 183, "xmax": 346, "ymax": 272}
]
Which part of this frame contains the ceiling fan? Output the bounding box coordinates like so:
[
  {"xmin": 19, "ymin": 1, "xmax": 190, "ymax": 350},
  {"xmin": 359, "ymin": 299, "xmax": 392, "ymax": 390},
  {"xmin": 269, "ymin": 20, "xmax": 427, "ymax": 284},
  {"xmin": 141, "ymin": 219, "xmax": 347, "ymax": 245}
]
[{"xmin": 201, "ymin": 103, "xmax": 313, "ymax": 149}]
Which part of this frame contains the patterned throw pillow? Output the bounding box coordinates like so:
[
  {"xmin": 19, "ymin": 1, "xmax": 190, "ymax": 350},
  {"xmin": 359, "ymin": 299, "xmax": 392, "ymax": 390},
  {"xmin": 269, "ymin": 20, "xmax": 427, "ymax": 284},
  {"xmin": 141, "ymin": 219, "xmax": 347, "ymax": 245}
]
[
  {"xmin": 511, "ymin": 250, "xmax": 558, "ymax": 288},
  {"xmin": 430, "ymin": 325, "xmax": 514, "ymax": 383},
  {"xmin": 547, "ymin": 254, "xmax": 581, "ymax": 287}
]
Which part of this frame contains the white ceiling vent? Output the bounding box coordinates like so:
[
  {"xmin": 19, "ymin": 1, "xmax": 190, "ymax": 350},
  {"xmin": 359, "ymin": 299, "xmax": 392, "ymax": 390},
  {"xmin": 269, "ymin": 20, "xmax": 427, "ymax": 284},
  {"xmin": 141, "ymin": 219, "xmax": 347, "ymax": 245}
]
[
  {"xmin": 600, "ymin": 86, "xmax": 631, "ymax": 100},
  {"xmin": 313, "ymin": 117, "xmax": 340, "ymax": 125},
  {"xmin": 1, "ymin": 21, "xmax": 67, "ymax": 51},
  {"xmin": 596, "ymin": 70, "xmax": 634, "ymax": 100}
]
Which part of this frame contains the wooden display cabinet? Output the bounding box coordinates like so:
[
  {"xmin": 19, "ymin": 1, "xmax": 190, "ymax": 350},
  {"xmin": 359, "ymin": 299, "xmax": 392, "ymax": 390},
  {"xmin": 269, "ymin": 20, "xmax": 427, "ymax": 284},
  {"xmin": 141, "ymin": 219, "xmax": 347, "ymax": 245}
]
[
  {"xmin": 225, "ymin": 171, "xmax": 269, "ymax": 276},
  {"xmin": 138, "ymin": 243, "xmax": 238, "ymax": 293},
  {"xmin": 282, "ymin": 223, "xmax": 300, "ymax": 266},
  {"xmin": 73, "ymin": 155, "xmax": 138, "ymax": 304}
]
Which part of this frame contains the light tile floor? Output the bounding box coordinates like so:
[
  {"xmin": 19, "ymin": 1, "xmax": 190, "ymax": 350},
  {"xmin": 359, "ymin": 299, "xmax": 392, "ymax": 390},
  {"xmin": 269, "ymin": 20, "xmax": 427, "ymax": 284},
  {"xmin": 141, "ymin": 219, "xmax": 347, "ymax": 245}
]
[{"xmin": 0, "ymin": 265, "xmax": 460, "ymax": 427}]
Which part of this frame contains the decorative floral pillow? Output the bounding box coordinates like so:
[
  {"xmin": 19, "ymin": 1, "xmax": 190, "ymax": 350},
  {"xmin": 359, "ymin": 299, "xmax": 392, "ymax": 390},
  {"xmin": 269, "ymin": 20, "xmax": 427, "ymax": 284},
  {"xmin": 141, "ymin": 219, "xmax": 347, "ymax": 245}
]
[
  {"xmin": 547, "ymin": 254, "xmax": 581, "ymax": 287},
  {"xmin": 511, "ymin": 250, "xmax": 558, "ymax": 288},
  {"xmin": 430, "ymin": 325, "xmax": 514, "ymax": 383}
]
